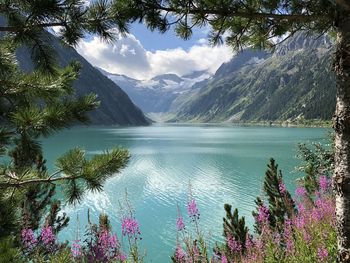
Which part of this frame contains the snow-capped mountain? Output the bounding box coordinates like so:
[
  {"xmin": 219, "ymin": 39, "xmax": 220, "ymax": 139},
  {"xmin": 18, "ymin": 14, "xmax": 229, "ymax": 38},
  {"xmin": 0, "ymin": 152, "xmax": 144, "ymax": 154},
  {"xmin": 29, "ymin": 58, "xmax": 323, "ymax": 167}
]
[{"xmin": 98, "ymin": 69, "xmax": 212, "ymax": 113}]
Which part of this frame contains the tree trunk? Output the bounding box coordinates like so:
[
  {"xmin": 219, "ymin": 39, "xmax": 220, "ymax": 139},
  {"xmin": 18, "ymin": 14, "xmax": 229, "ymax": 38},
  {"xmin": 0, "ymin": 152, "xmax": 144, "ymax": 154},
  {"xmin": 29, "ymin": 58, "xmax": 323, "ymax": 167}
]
[{"xmin": 334, "ymin": 5, "xmax": 350, "ymax": 262}]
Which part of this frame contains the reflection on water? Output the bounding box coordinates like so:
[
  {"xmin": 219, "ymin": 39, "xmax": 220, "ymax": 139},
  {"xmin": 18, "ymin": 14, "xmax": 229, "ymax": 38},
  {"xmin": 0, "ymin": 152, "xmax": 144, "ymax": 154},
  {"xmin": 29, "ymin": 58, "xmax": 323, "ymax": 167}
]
[{"xmin": 42, "ymin": 124, "xmax": 328, "ymax": 262}]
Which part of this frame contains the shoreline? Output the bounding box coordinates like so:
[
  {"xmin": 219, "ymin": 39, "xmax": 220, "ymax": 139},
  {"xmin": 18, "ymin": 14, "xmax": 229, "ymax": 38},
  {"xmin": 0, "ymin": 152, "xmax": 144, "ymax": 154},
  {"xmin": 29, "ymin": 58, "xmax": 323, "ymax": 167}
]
[{"xmin": 160, "ymin": 120, "xmax": 332, "ymax": 128}]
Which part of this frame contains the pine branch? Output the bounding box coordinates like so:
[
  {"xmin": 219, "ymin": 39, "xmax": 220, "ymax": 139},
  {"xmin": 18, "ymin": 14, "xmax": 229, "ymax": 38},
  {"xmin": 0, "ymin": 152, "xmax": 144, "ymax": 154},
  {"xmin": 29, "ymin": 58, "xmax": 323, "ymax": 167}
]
[
  {"xmin": 148, "ymin": 7, "xmax": 325, "ymax": 22},
  {"xmin": 0, "ymin": 170, "xmax": 75, "ymax": 188},
  {"xmin": 0, "ymin": 22, "xmax": 66, "ymax": 32},
  {"xmin": 0, "ymin": 10, "xmax": 324, "ymax": 33}
]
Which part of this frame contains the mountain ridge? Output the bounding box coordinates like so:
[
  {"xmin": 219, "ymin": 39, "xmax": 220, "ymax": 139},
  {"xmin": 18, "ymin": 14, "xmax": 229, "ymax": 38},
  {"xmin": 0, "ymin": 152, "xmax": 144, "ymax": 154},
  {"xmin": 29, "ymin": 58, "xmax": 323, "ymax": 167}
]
[
  {"xmin": 5, "ymin": 19, "xmax": 150, "ymax": 126},
  {"xmin": 99, "ymin": 68, "xmax": 212, "ymax": 113},
  {"xmin": 169, "ymin": 33, "xmax": 336, "ymax": 123}
]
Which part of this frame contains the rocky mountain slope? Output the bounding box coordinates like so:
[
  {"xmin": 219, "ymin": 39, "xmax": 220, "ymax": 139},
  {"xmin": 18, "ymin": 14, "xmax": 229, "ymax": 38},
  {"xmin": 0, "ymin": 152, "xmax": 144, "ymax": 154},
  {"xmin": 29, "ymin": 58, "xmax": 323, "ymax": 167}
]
[
  {"xmin": 14, "ymin": 30, "xmax": 149, "ymax": 125},
  {"xmin": 170, "ymin": 33, "xmax": 335, "ymax": 123}
]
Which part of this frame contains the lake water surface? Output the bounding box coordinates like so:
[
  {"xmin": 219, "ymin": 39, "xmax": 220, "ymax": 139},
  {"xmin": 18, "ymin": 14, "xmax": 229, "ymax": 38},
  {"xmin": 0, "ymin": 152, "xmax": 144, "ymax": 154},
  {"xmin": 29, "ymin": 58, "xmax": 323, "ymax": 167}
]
[{"xmin": 42, "ymin": 124, "xmax": 328, "ymax": 262}]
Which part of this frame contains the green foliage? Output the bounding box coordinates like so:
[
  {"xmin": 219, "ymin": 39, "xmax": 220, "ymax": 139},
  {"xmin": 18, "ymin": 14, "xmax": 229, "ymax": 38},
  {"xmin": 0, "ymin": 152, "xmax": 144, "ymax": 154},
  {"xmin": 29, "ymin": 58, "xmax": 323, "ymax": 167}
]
[
  {"xmin": 0, "ymin": 191, "xmax": 18, "ymax": 238},
  {"xmin": 0, "ymin": 0, "xmax": 132, "ymax": 257},
  {"xmin": 0, "ymin": 39, "xmax": 105, "ymax": 233},
  {"xmin": 45, "ymin": 249, "xmax": 73, "ymax": 263},
  {"xmin": 56, "ymin": 147, "xmax": 130, "ymax": 203},
  {"xmin": 110, "ymin": 0, "xmax": 335, "ymax": 51},
  {"xmin": 0, "ymin": 0, "xmax": 132, "ymax": 73},
  {"xmin": 0, "ymin": 237, "xmax": 23, "ymax": 263},
  {"xmin": 251, "ymin": 158, "xmax": 295, "ymax": 237},
  {"xmin": 296, "ymin": 135, "xmax": 334, "ymax": 194},
  {"xmin": 222, "ymin": 204, "xmax": 248, "ymax": 252},
  {"xmin": 263, "ymin": 158, "xmax": 295, "ymax": 230}
]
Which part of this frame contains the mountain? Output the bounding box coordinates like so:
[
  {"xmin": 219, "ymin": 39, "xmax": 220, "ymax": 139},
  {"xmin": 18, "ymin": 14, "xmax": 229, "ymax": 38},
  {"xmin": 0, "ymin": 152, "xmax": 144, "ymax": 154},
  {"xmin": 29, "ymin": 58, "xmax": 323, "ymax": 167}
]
[
  {"xmin": 99, "ymin": 69, "xmax": 212, "ymax": 113},
  {"xmin": 10, "ymin": 26, "xmax": 149, "ymax": 126},
  {"xmin": 170, "ymin": 33, "xmax": 335, "ymax": 123}
]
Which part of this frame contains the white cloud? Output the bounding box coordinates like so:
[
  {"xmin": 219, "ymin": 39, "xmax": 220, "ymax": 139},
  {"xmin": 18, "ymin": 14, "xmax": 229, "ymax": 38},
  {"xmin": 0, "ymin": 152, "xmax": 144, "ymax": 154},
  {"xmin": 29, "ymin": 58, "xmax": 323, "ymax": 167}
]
[
  {"xmin": 77, "ymin": 33, "xmax": 233, "ymax": 80},
  {"xmin": 77, "ymin": 34, "xmax": 151, "ymax": 78},
  {"xmin": 196, "ymin": 38, "xmax": 208, "ymax": 45}
]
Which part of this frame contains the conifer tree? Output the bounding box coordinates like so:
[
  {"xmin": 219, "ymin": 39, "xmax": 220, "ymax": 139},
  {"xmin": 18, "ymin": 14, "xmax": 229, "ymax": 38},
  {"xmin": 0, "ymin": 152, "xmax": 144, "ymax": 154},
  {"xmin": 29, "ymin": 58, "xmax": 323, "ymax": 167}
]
[
  {"xmin": 253, "ymin": 159, "xmax": 295, "ymax": 233},
  {"xmin": 296, "ymin": 140, "xmax": 334, "ymax": 195},
  {"xmin": 0, "ymin": 37, "xmax": 130, "ymax": 238},
  {"xmin": 264, "ymin": 158, "xmax": 295, "ymax": 229},
  {"xmin": 222, "ymin": 204, "xmax": 249, "ymax": 253},
  {"xmin": 0, "ymin": 1, "xmax": 131, "ymax": 254}
]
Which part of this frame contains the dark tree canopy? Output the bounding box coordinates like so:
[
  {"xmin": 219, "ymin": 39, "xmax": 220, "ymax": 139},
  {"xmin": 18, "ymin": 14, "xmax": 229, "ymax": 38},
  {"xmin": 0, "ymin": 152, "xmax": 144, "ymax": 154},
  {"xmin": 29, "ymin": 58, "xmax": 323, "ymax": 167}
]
[{"xmin": 0, "ymin": 0, "xmax": 338, "ymax": 68}]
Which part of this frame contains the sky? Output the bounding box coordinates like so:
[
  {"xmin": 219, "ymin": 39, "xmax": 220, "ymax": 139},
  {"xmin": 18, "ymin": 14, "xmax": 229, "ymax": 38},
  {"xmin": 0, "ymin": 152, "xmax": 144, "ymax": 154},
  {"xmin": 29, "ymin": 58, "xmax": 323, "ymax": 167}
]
[{"xmin": 76, "ymin": 22, "xmax": 234, "ymax": 80}]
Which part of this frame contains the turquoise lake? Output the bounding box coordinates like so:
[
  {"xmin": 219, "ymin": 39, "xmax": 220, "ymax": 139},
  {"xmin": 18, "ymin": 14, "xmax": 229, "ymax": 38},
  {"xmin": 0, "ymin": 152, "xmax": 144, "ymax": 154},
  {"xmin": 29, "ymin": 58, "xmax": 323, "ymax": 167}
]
[{"xmin": 42, "ymin": 124, "xmax": 329, "ymax": 262}]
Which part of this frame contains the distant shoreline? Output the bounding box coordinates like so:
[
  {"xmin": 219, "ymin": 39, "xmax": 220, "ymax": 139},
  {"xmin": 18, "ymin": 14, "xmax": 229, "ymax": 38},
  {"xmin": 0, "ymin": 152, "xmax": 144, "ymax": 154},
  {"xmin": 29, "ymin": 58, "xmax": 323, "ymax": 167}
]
[
  {"xmin": 159, "ymin": 120, "xmax": 332, "ymax": 128},
  {"xmin": 146, "ymin": 113, "xmax": 332, "ymax": 128}
]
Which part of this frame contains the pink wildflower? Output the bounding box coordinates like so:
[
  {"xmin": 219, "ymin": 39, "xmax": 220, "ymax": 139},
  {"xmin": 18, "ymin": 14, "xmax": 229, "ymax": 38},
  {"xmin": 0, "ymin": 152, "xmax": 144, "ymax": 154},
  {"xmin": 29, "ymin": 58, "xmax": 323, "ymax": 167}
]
[
  {"xmin": 40, "ymin": 226, "xmax": 55, "ymax": 247},
  {"xmin": 227, "ymin": 235, "xmax": 242, "ymax": 252},
  {"xmin": 274, "ymin": 232, "xmax": 281, "ymax": 246},
  {"xmin": 297, "ymin": 203, "xmax": 306, "ymax": 214},
  {"xmin": 295, "ymin": 215, "xmax": 306, "ymax": 229},
  {"xmin": 175, "ymin": 244, "xmax": 186, "ymax": 261},
  {"xmin": 221, "ymin": 254, "xmax": 228, "ymax": 263},
  {"xmin": 109, "ymin": 234, "xmax": 118, "ymax": 249},
  {"xmin": 257, "ymin": 205, "xmax": 270, "ymax": 224},
  {"xmin": 311, "ymin": 208, "xmax": 323, "ymax": 221},
  {"xmin": 98, "ymin": 230, "xmax": 119, "ymax": 258},
  {"xmin": 187, "ymin": 199, "xmax": 200, "ymax": 220},
  {"xmin": 317, "ymin": 246, "xmax": 328, "ymax": 261},
  {"xmin": 245, "ymin": 234, "xmax": 253, "ymax": 250},
  {"xmin": 117, "ymin": 252, "xmax": 127, "ymax": 261},
  {"xmin": 295, "ymin": 186, "xmax": 307, "ymax": 198},
  {"xmin": 71, "ymin": 239, "xmax": 82, "ymax": 258},
  {"xmin": 255, "ymin": 238, "xmax": 264, "ymax": 251},
  {"xmin": 121, "ymin": 217, "xmax": 141, "ymax": 239},
  {"xmin": 176, "ymin": 216, "xmax": 185, "ymax": 231},
  {"xmin": 303, "ymin": 231, "xmax": 312, "ymax": 244},
  {"xmin": 21, "ymin": 228, "xmax": 37, "ymax": 251},
  {"xmin": 319, "ymin": 176, "xmax": 329, "ymax": 192},
  {"xmin": 284, "ymin": 220, "xmax": 294, "ymax": 255},
  {"xmin": 279, "ymin": 182, "xmax": 286, "ymax": 194}
]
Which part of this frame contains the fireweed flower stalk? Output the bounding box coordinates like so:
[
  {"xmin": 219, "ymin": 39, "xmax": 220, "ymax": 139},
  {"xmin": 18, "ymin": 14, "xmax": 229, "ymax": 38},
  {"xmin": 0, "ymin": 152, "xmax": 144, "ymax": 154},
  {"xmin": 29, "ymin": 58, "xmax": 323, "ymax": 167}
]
[
  {"xmin": 85, "ymin": 227, "xmax": 127, "ymax": 262},
  {"xmin": 172, "ymin": 173, "xmax": 336, "ymax": 262},
  {"xmin": 226, "ymin": 234, "xmax": 243, "ymax": 262},
  {"xmin": 173, "ymin": 188, "xmax": 210, "ymax": 263},
  {"xmin": 176, "ymin": 216, "xmax": 185, "ymax": 232},
  {"xmin": 174, "ymin": 244, "xmax": 186, "ymax": 262},
  {"xmin": 319, "ymin": 176, "xmax": 329, "ymax": 193},
  {"xmin": 121, "ymin": 215, "xmax": 142, "ymax": 262},
  {"xmin": 256, "ymin": 205, "xmax": 270, "ymax": 225},
  {"xmin": 71, "ymin": 239, "xmax": 82, "ymax": 258},
  {"xmin": 97, "ymin": 230, "xmax": 122, "ymax": 260},
  {"xmin": 21, "ymin": 228, "xmax": 37, "ymax": 252},
  {"xmin": 295, "ymin": 186, "xmax": 307, "ymax": 199},
  {"xmin": 317, "ymin": 246, "xmax": 329, "ymax": 261},
  {"xmin": 176, "ymin": 205, "xmax": 185, "ymax": 231},
  {"xmin": 119, "ymin": 194, "xmax": 144, "ymax": 263},
  {"xmin": 187, "ymin": 199, "xmax": 200, "ymax": 221},
  {"xmin": 81, "ymin": 213, "xmax": 129, "ymax": 263},
  {"xmin": 40, "ymin": 225, "xmax": 56, "ymax": 251},
  {"xmin": 278, "ymin": 182, "xmax": 286, "ymax": 194}
]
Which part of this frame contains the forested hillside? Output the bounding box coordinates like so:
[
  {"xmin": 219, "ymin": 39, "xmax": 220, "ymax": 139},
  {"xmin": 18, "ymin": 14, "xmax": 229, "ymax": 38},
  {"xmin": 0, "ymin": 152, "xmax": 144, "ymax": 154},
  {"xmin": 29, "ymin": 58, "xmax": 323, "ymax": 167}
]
[
  {"xmin": 13, "ymin": 26, "xmax": 149, "ymax": 126},
  {"xmin": 170, "ymin": 33, "xmax": 335, "ymax": 123}
]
